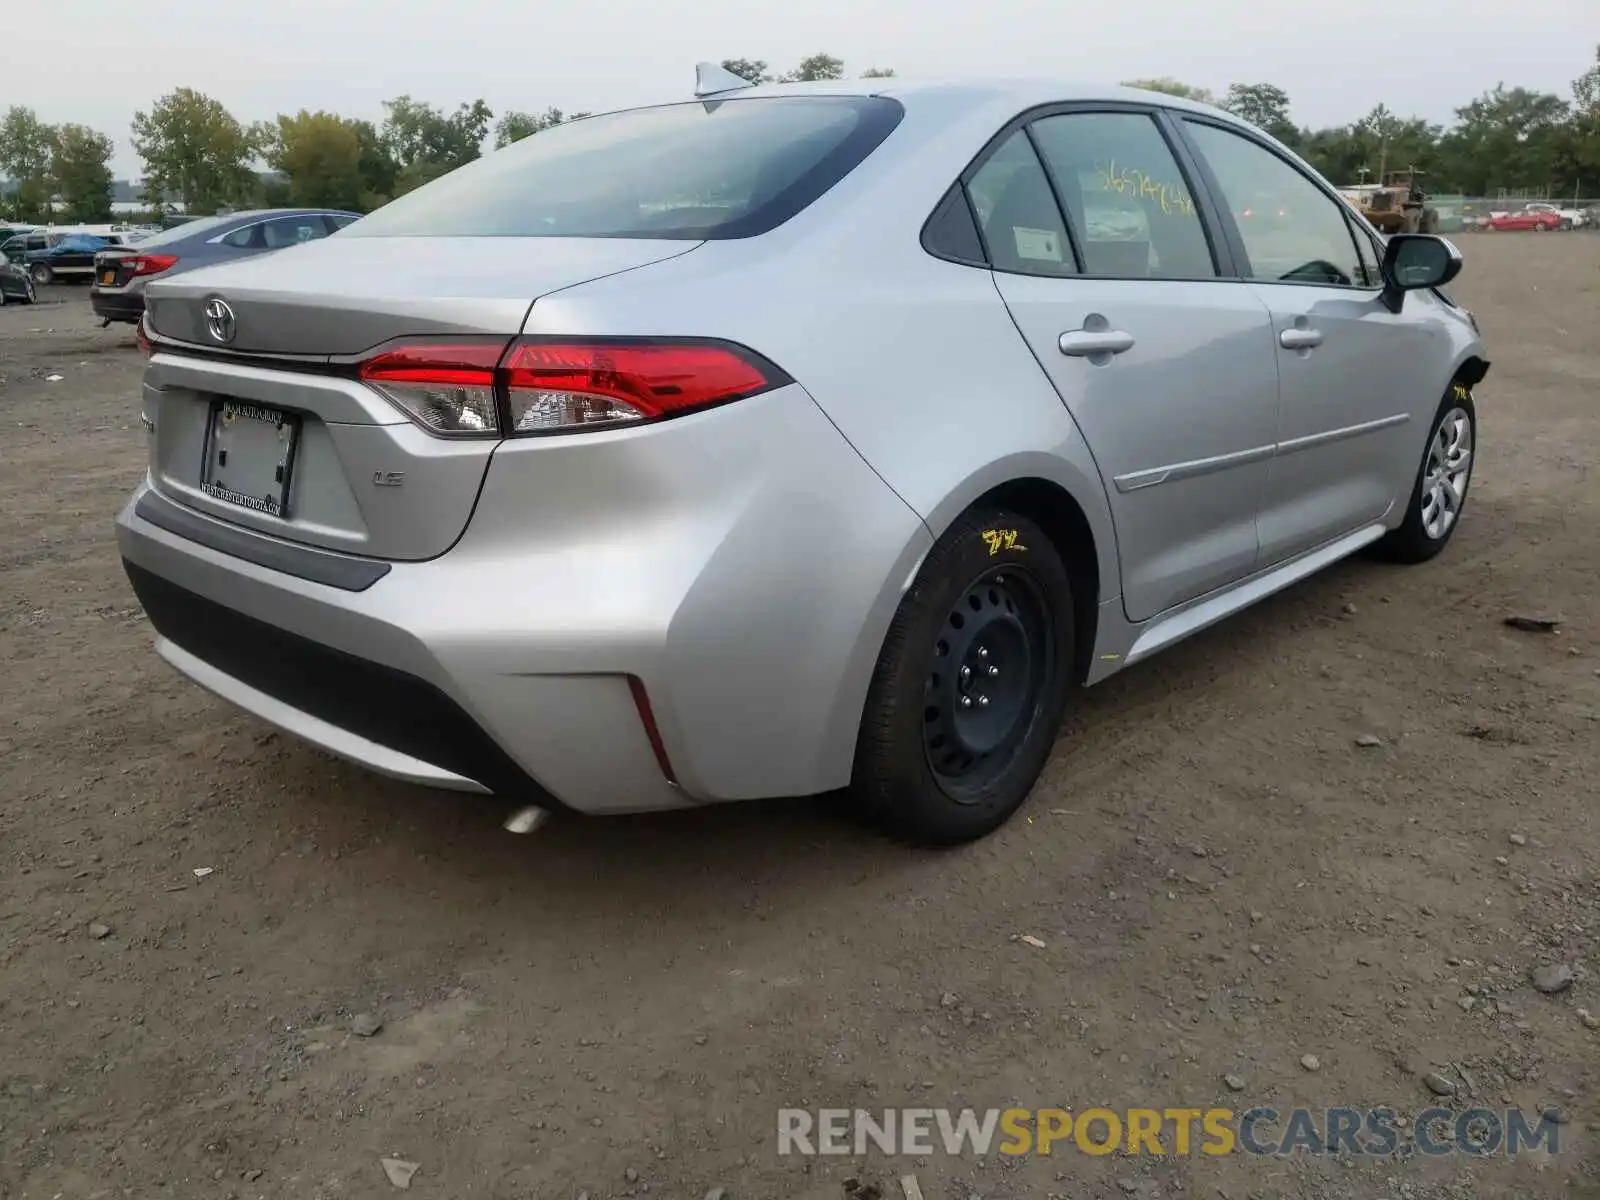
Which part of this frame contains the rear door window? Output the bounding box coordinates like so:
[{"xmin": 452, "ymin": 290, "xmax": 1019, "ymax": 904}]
[
  {"xmin": 1029, "ymin": 112, "xmax": 1216, "ymax": 279},
  {"xmin": 345, "ymin": 96, "xmax": 903, "ymax": 240}
]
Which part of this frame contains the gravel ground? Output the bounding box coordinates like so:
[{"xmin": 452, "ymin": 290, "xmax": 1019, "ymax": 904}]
[{"xmin": 1, "ymin": 233, "xmax": 1596, "ymax": 1200}]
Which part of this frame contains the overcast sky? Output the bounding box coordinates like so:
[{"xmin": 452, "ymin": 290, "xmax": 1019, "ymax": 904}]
[{"xmin": 22, "ymin": 0, "xmax": 1599, "ymax": 179}]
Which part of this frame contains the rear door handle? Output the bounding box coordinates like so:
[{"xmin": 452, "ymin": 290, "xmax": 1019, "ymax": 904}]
[
  {"xmin": 1279, "ymin": 327, "xmax": 1324, "ymax": 349},
  {"xmin": 1058, "ymin": 329, "xmax": 1135, "ymax": 357}
]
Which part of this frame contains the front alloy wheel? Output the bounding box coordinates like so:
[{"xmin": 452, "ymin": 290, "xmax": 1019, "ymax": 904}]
[
  {"xmin": 1419, "ymin": 407, "xmax": 1473, "ymax": 541},
  {"xmin": 1375, "ymin": 385, "xmax": 1477, "ymax": 563}
]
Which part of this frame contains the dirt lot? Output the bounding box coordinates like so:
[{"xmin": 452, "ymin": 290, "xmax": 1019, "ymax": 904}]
[{"xmin": 1, "ymin": 235, "xmax": 1597, "ymax": 1200}]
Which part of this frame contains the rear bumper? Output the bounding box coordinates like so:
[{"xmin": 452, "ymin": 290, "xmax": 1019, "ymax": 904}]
[
  {"xmin": 115, "ymin": 387, "xmax": 933, "ymax": 812},
  {"xmin": 124, "ymin": 560, "xmax": 519, "ymax": 797},
  {"xmin": 118, "ymin": 494, "xmax": 687, "ymax": 812},
  {"xmin": 91, "ymin": 288, "xmax": 144, "ymax": 323}
]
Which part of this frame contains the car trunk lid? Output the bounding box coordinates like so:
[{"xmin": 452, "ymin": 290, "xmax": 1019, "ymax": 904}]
[
  {"xmin": 144, "ymin": 236, "xmax": 695, "ymax": 355},
  {"xmin": 94, "ymin": 246, "xmax": 137, "ymax": 288},
  {"xmin": 140, "ymin": 236, "xmax": 700, "ymax": 561}
]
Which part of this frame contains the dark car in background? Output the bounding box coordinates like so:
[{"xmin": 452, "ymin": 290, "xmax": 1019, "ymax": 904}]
[
  {"xmin": 91, "ymin": 209, "xmax": 359, "ymax": 325},
  {"xmin": 21, "ymin": 233, "xmax": 111, "ymax": 283},
  {"xmin": 3, "ymin": 229, "xmax": 141, "ymax": 278},
  {"xmin": 1, "ymin": 256, "xmax": 38, "ymax": 305}
]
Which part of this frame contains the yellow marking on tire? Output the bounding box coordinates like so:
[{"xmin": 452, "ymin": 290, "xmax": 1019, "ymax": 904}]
[{"xmin": 981, "ymin": 528, "xmax": 1026, "ymax": 556}]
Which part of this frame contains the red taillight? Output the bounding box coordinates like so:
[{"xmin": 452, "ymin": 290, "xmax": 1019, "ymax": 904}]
[
  {"xmin": 626, "ymin": 675, "xmax": 678, "ymax": 786},
  {"xmin": 502, "ymin": 340, "xmax": 781, "ymax": 434},
  {"xmin": 136, "ymin": 314, "xmax": 152, "ymax": 357},
  {"xmin": 358, "ymin": 341, "xmax": 507, "ymax": 437},
  {"xmin": 355, "ymin": 337, "xmax": 786, "ymax": 438},
  {"xmin": 358, "ymin": 341, "xmax": 503, "ymax": 387},
  {"xmin": 127, "ymin": 254, "xmax": 178, "ymax": 277}
]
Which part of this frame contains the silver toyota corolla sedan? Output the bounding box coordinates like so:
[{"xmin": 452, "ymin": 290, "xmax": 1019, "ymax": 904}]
[{"xmin": 117, "ymin": 69, "xmax": 1488, "ymax": 844}]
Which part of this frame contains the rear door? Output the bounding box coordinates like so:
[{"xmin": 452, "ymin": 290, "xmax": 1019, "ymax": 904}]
[
  {"xmin": 1177, "ymin": 117, "xmax": 1440, "ymax": 563},
  {"xmin": 977, "ymin": 107, "xmax": 1280, "ymax": 622}
]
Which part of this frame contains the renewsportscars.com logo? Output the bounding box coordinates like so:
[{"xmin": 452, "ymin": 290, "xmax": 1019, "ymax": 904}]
[{"xmin": 777, "ymin": 1107, "xmax": 1562, "ymax": 1159}]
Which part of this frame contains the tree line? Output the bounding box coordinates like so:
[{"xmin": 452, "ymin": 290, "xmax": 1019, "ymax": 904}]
[
  {"xmin": 3, "ymin": 47, "xmax": 1597, "ymax": 224},
  {"xmin": 1128, "ymin": 63, "xmax": 1599, "ymax": 199}
]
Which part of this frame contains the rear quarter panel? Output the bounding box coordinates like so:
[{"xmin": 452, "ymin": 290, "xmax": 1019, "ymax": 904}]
[{"xmin": 524, "ymin": 89, "xmax": 1121, "ymax": 605}]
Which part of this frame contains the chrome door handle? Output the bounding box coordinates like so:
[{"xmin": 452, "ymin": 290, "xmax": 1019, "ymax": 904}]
[
  {"xmin": 1059, "ymin": 329, "xmax": 1135, "ymax": 357},
  {"xmin": 1279, "ymin": 327, "xmax": 1324, "ymax": 349}
]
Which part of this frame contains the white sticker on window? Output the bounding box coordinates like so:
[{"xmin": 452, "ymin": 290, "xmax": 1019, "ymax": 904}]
[{"xmin": 1013, "ymin": 226, "xmax": 1062, "ymax": 263}]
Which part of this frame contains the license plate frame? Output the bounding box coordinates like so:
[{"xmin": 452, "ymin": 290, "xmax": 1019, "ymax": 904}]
[
  {"xmin": 199, "ymin": 398, "xmax": 301, "ymax": 518},
  {"xmin": 98, "ymin": 268, "xmax": 116, "ymax": 286}
]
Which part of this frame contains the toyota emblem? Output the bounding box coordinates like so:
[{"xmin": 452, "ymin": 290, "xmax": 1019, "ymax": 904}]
[{"xmin": 203, "ymin": 297, "xmax": 237, "ymax": 344}]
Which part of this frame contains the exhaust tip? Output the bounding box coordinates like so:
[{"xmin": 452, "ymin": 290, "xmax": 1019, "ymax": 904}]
[{"xmin": 503, "ymin": 805, "xmax": 550, "ymax": 835}]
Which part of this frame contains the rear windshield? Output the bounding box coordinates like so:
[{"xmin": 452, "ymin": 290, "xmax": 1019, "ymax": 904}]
[
  {"xmin": 132, "ymin": 214, "xmax": 238, "ymax": 248},
  {"xmin": 346, "ymin": 96, "xmax": 904, "ymax": 240}
]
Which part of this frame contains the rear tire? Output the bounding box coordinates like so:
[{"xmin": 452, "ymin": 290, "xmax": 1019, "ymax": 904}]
[
  {"xmin": 1374, "ymin": 384, "xmax": 1476, "ymax": 564},
  {"xmin": 851, "ymin": 507, "xmax": 1076, "ymax": 845},
  {"xmin": 30, "ymin": 263, "xmax": 52, "ymax": 285},
  {"xmin": 22, "ymin": 278, "xmax": 34, "ymax": 304}
]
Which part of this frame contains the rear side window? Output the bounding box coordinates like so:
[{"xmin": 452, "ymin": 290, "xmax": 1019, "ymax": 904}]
[
  {"xmin": 921, "ymin": 184, "xmax": 986, "ymax": 265},
  {"xmin": 347, "ymin": 96, "xmax": 904, "ymax": 241},
  {"xmin": 134, "ymin": 214, "xmax": 235, "ymax": 249},
  {"xmin": 220, "ymin": 224, "xmax": 262, "ymax": 249},
  {"xmin": 967, "ymin": 129, "xmax": 1075, "ymax": 276},
  {"xmin": 1030, "ymin": 112, "xmax": 1216, "ymax": 279}
]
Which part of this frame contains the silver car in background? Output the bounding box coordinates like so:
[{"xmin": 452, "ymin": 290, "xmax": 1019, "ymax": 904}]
[
  {"xmin": 117, "ymin": 70, "xmax": 1487, "ymax": 844},
  {"xmin": 91, "ymin": 209, "xmax": 360, "ymax": 326}
]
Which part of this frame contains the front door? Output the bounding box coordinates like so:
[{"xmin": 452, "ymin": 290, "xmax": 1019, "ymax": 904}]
[
  {"xmin": 972, "ymin": 110, "xmax": 1280, "ymax": 623},
  {"xmin": 1180, "ymin": 118, "xmax": 1444, "ymax": 562}
]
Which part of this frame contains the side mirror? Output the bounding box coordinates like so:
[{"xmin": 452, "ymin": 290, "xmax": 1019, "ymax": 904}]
[{"xmin": 1380, "ymin": 234, "xmax": 1462, "ymax": 313}]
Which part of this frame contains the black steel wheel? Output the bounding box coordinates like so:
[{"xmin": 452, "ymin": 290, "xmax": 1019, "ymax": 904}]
[
  {"xmin": 853, "ymin": 506, "xmax": 1076, "ymax": 844},
  {"xmin": 921, "ymin": 565, "xmax": 1052, "ymax": 795}
]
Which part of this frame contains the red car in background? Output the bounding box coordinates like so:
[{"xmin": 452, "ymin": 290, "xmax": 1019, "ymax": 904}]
[{"xmin": 1483, "ymin": 208, "xmax": 1562, "ymax": 232}]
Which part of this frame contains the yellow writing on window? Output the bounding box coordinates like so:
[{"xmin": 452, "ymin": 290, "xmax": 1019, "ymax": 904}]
[
  {"xmin": 1095, "ymin": 160, "xmax": 1195, "ymax": 217},
  {"xmin": 981, "ymin": 528, "xmax": 1027, "ymax": 556}
]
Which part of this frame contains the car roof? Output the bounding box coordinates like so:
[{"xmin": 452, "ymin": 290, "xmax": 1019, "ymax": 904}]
[
  {"xmin": 209, "ymin": 208, "xmax": 359, "ymax": 221},
  {"xmin": 698, "ymin": 76, "xmax": 1247, "ymax": 123}
]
